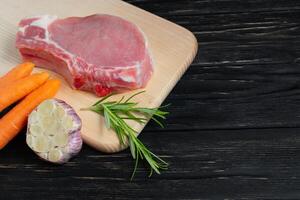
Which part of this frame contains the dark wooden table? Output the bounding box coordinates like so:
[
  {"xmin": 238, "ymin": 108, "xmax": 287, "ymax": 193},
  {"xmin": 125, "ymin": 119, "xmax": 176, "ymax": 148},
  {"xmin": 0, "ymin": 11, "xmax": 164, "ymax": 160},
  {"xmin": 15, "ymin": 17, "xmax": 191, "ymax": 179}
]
[{"xmin": 1, "ymin": 0, "xmax": 300, "ymax": 199}]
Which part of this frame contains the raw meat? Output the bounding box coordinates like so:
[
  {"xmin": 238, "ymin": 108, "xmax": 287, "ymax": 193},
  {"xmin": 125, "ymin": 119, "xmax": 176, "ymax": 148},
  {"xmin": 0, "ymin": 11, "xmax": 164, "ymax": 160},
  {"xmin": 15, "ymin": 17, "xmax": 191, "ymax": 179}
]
[{"xmin": 16, "ymin": 14, "xmax": 153, "ymax": 96}]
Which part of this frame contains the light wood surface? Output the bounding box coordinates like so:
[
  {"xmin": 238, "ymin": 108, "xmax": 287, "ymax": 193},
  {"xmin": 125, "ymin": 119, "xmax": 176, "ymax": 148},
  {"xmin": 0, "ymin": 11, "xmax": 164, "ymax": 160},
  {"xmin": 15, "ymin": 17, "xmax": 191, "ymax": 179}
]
[{"xmin": 0, "ymin": 0, "xmax": 198, "ymax": 152}]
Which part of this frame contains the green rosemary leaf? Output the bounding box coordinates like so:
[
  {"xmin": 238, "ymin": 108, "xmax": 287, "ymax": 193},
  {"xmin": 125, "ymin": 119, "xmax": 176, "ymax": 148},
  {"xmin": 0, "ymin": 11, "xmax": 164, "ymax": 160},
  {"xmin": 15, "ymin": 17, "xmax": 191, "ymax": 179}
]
[
  {"xmin": 124, "ymin": 90, "xmax": 145, "ymax": 103},
  {"xmin": 93, "ymin": 92, "xmax": 115, "ymax": 106},
  {"xmin": 150, "ymin": 116, "xmax": 165, "ymax": 128},
  {"xmin": 109, "ymin": 103, "xmax": 138, "ymax": 111},
  {"xmin": 118, "ymin": 96, "xmax": 125, "ymax": 104},
  {"xmin": 131, "ymin": 148, "xmax": 139, "ymax": 181},
  {"xmin": 121, "ymin": 117, "xmax": 148, "ymax": 123},
  {"xmin": 129, "ymin": 137, "xmax": 136, "ymax": 159}
]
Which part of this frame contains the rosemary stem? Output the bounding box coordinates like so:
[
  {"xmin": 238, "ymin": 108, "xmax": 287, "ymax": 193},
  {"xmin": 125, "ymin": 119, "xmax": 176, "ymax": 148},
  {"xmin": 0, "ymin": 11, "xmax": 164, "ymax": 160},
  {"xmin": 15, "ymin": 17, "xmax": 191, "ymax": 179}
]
[{"xmin": 81, "ymin": 91, "xmax": 169, "ymax": 179}]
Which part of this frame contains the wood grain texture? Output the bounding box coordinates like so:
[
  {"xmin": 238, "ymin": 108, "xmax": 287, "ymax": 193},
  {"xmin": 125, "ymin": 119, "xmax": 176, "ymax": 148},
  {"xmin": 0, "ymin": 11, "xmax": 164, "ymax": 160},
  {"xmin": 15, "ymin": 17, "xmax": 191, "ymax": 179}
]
[
  {"xmin": 1, "ymin": 0, "xmax": 300, "ymax": 199},
  {"xmin": 0, "ymin": 0, "xmax": 197, "ymax": 153}
]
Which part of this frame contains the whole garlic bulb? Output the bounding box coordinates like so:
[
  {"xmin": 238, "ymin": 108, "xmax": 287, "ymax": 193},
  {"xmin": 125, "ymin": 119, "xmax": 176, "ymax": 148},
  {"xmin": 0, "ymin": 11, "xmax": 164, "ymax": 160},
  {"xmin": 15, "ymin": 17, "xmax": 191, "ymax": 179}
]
[{"xmin": 26, "ymin": 99, "xmax": 82, "ymax": 164}]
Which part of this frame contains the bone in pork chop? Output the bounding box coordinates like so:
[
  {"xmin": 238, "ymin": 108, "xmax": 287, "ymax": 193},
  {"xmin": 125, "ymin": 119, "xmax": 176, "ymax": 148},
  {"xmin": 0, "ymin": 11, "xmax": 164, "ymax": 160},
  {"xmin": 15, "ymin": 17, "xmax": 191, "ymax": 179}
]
[{"xmin": 16, "ymin": 14, "xmax": 153, "ymax": 96}]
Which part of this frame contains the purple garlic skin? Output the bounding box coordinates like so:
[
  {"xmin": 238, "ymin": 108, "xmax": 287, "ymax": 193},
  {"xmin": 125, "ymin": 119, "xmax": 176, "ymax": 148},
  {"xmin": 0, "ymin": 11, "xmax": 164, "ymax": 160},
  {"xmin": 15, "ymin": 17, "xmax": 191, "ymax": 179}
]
[{"xmin": 26, "ymin": 98, "xmax": 82, "ymax": 164}]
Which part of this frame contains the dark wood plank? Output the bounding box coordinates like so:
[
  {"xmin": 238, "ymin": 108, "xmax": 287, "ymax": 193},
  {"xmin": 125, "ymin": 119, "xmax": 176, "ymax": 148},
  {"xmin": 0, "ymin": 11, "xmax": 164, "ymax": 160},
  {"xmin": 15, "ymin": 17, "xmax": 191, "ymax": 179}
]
[
  {"xmin": 1, "ymin": 0, "xmax": 300, "ymax": 199},
  {"xmin": 1, "ymin": 128, "xmax": 300, "ymax": 199}
]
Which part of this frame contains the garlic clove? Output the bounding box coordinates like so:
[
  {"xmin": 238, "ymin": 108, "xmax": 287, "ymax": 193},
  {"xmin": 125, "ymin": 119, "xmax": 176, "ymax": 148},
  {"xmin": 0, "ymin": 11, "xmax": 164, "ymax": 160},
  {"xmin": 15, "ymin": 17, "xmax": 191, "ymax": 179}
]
[
  {"xmin": 33, "ymin": 135, "xmax": 51, "ymax": 153},
  {"xmin": 40, "ymin": 115, "xmax": 54, "ymax": 129},
  {"xmin": 54, "ymin": 106, "xmax": 66, "ymax": 119},
  {"xmin": 64, "ymin": 116, "xmax": 74, "ymax": 130},
  {"xmin": 45, "ymin": 122, "xmax": 59, "ymax": 136},
  {"xmin": 53, "ymin": 132, "xmax": 69, "ymax": 147},
  {"xmin": 26, "ymin": 134, "xmax": 34, "ymax": 149},
  {"xmin": 48, "ymin": 149, "xmax": 63, "ymax": 163},
  {"xmin": 29, "ymin": 124, "xmax": 43, "ymax": 137},
  {"xmin": 29, "ymin": 111, "xmax": 39, "ymax": 124},
  {"xmin": 38, "ymin": 100, "xmax": 55, "ymax": 115}
]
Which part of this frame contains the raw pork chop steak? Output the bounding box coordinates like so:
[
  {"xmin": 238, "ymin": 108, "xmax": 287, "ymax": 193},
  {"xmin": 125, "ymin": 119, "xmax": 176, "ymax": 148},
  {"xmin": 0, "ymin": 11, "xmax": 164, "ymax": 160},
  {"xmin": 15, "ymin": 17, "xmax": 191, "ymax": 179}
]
[{"xmin": 16, "ymin": 14, "xmax": 153, "ymax": 96}]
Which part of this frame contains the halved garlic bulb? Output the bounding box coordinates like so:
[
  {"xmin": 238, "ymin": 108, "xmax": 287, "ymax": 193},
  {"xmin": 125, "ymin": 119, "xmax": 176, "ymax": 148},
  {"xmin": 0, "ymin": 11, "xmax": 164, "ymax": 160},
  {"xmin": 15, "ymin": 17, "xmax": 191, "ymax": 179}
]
[{"xmin": 26, "ymin": 99, "xmax": 82, "ymax": 164}]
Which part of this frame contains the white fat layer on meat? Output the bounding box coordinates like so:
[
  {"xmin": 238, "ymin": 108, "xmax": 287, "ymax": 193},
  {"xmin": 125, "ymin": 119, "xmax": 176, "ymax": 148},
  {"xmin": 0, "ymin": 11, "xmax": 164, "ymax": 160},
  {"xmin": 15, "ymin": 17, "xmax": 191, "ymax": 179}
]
[
  {"xmin": 135, "ymin": 25, "xmax": 153, "ymax": 87},
  {"xmin": 19, "ymin": 26, "xmax": 27, "ymax": 34},
  {"xmin": 120, "ymin": 75, "xmax": 134, "ymax": 82},
  {"xmin": 30, "ymin": 15, "xmax": 58, "ymax": 40},
  {"xmin": 31, "ymin": 15, "xmax": 57, "ymax": 29},
  {"xmin": 135, "ymin": 61, "xmax": 142, "ymax": 86}
]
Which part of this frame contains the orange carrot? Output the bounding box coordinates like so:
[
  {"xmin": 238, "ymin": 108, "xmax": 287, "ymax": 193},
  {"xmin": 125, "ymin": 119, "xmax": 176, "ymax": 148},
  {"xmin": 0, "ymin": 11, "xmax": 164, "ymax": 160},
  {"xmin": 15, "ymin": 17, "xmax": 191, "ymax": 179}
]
[
  {"xmin": 0, "ymin": 62, "xmax": 35, "ymax": 86},
  {"xmin": 0, "ymin": 72, "xmax": 49, "ymax": 112},
  {"xmin": 0, "ymin": 79, "xmax": 61, "ymax": 149}
]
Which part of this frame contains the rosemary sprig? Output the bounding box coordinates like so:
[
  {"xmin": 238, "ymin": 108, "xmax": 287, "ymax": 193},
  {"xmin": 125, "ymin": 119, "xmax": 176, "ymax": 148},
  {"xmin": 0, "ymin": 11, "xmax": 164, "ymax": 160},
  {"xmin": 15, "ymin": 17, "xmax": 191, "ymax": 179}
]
[{"xmin": 82, "ymin": 91, "xmax": 169, "ymax": 179}]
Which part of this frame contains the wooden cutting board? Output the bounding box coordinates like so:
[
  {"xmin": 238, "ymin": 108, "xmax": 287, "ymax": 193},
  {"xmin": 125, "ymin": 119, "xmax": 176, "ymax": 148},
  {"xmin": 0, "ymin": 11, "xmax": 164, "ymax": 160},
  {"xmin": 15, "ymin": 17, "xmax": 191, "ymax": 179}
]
[{"xmin": 0, "ymin": 0, "xmax": 198, "ymax": 153}]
